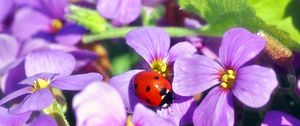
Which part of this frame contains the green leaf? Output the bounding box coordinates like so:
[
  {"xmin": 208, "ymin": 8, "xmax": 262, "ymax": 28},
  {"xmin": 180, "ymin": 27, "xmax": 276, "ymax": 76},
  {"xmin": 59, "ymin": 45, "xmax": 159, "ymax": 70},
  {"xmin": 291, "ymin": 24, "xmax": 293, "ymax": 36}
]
[
  {"xmin": 67, "ymin": 5, "xmax": 111, "ymax": 33},
  {"xmin": 141, "ymin": 6, "xmax": 165, "ymax": 26},
  {"xmin": 249, "ymin": 0, "xmax": 300, "ymax": 47},
  {"xmin": 178, "ymin": 0, "xmax": 300, "ymax": 50},
  {"xmin": 111, "ymin": 51, "xmax": 140, "ymax": 75}
]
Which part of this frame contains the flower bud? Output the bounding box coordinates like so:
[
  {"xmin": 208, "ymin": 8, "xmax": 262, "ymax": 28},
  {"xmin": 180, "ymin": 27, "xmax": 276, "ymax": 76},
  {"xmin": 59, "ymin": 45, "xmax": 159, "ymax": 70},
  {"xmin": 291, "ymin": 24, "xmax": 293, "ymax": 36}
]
[{"xmin": 257, "ymin": 30, "xmax": 293, "ymax": 65}]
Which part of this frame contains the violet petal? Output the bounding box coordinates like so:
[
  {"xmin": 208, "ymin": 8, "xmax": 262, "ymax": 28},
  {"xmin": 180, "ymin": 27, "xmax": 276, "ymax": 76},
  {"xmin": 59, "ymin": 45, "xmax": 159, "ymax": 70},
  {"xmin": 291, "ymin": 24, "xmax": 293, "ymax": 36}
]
[
  {"xmin": 73, "ymin": 81, "xmax": 126, "ymax": 126},
  {"xmin": 10, "ymin": 88, "xmax": 53, "ymax": 114},
  {"xmin": 51, "ymin": 73, "xmax": 103, "ymax": 91},
  {"xmin": 173, "ymin": 54, "xmax": 222, "ymax": 96},
  {"xmin": 219, "ymin": 28, "xmax": 265, "ymax": 70},
  {"xmin": 193, "ymin": 87, "xmax": 234, "ymax": 126},
  {"xmin": 125, "ymin": 27, "xmax": 170, "ymax": 64},
  {"xmin": 25, "ymin": 50, "xmax": 75, "ymax": 77},
  {"xmin": 110, "ymin": 69, "xmax": 143, "ymax": 113},
  {"xmin": 232, "ymin": 65, "xmax": 278, "ymax": 108}
]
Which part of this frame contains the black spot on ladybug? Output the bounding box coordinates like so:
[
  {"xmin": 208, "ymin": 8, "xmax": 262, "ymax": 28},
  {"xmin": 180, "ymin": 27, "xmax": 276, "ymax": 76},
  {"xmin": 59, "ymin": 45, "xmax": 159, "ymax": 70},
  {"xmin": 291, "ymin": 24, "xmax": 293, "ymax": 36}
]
[
  {"xmin": 146, "ymin": 85, "xmax": 151, "ymax": 92},
  {"xmin": 145, "ymin": 98, "xmax": 151, "ymax": 104},
  {"xmin": 134, "ymin": 83, "xmax": 138, "ymax": 90},
  {"xmin": 154, "ymin": 76, "xmax": 159, "ymax": 80},
  {"xmin": 160, "ymin": 88, "xmax": 167, "ymax": 96}
]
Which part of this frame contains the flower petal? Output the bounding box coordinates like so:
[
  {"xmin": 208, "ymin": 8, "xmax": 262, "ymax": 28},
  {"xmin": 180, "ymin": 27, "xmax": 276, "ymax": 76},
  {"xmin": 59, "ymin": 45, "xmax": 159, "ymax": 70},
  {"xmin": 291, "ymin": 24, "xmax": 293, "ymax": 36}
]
[
  {"xmin": 172, "ymin": 54, "xmax": 222, "ymax": 96},
  {"xmin": 110, "ymin": 69, "xmax": 143, "ymax": 112},
  {"xmin": 73, "ymin": 81, "xmax": 126, "ymax": 126},
  {"xmin": 232, "ymin": 65, "xmax": 278, "ymax": 108},
  {"xmin": 25, "ymin": 50, "xmax": 75, "ymax": 77},
  {"xmin": 37, "ymin": 0, "xmax": 68, "ymax": 18},
  {"xmin": 261, "ymin": 111, "xmax": 300, "ymax": 126},
  {"xmin": 12, "ymin": 8, "xmax": 51, "ymax": 41},
  {"xmin": 10, "ymin": 88, "xmax": 53, "ymax": 114},
  {"xmin": 219, "ymin": 28, "xmax": 265, "ymax": 69},
  {"xmin": 0, "ymin": 106, "xmax": 31, "ymax": 126},
  {"xmin": 51, "ymin": 73, "xmax": 103, "ymax": 91},
  {"xmin": 167, "ymin": 42, "xmax": 197, "ymax": 63},
  {"xmin": 97, "ymin": 0, "xmax": 141, "ymax": 24},
  {"xmin": 28, "ymin": 114, "xmax": 58, "ymax": 126},
  {"xmin": 193, "ymin": 87, "xmax": 234, "ymax": 126},
  {"xmin": 1, "ymin": 61, "xmax": 26, "ymax": 94},
  {"xmin": 156, "ymin": 95, "xmax": 197, "ymax": 125},
  {"xmin": 0, "ymin": 57, "xmax": 24, "ymax": 77},
  {"xmin": 55, "ymin": 23, "xmax": 85, "ymax": 46},
  {"xmin": 125, "ymin": 27, "xmax": 170, "ymax": 64},
  {"xmin": 20, "ymin": 38, "xmax": 49, "ymax": 56},
  {"xmin": 18, "ymin": 73, "xmax": 56, "ymax": 86},
  {"xmin": 0, "ymin": 0, "xmax": 13, "ymax": 23},
  {"xmin": 132, "ymin": 103, "xmax": 175, "ymax": 126},
  {"xmin": 0, "ymin": 86, "xmax": 32, "ymax": 105},
  {"xmin": 0, "ymin": 34, "xmax": 19, "ymax": 75}
]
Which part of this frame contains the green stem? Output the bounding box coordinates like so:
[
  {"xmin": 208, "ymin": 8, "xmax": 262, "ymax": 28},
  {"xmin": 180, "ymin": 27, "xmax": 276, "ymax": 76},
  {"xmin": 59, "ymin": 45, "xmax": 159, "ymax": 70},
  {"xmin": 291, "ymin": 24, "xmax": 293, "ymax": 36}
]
[
  {"xmin": 43, "ymin": 100, "xmax": 70, "ymax": 126},
  {"xmin": 82, "ymin": 27, "xmax": 199, "ymax": 44},
  {"xmin": 43, "ymin": 88, "xmax": 69, "ymax": 126}
]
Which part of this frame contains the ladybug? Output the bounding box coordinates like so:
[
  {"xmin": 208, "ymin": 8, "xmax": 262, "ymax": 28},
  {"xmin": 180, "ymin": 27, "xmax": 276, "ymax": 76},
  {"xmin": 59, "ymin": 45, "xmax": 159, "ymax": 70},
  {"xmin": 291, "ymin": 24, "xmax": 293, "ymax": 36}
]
[{"xmin": 133, "ymin": 71, "xmax": 173, "ymax": 108}]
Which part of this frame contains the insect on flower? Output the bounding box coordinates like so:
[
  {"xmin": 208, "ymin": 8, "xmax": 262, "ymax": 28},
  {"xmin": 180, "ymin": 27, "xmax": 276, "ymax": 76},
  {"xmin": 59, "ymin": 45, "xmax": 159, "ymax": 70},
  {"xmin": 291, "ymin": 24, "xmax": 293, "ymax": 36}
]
[
  {"xmin": 110, "ymin": 27, "xmax": 198, "ymax": 125},
  {"xmin": 133, "ymin": 71, "xmax": 173, "ymax": 107},
  {"xmin": 172, "ymin": 27, "xmax": 278, "ymax": 126}
]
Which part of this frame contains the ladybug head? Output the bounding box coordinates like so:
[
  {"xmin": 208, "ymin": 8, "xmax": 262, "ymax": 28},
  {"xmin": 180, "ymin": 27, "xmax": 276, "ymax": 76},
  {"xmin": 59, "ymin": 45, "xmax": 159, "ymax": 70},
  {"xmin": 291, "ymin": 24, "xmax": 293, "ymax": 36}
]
[{"xmin": 159, "ymin": 89, "xmax": 173, "ymax": 108}]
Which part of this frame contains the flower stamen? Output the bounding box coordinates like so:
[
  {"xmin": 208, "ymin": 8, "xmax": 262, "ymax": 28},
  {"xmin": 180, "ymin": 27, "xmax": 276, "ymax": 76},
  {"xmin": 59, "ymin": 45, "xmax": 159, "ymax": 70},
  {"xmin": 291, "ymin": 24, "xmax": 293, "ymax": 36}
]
[
  {"xmin": 150, "ymin": 60, "xmax": 168, "ymax": 76},
  {"xmin": 51, "ymin": 19, "xmax": 63, "ymax": 32},
  {"xmin": 126, "ymin": 115, "xmax": 134, "ymax": 126},
  {"xmin": 220, "ymin": 69, "xmax": 236, "ymax": 90},
  {"xmin": 32, "ymin": 79, "xmax": 50, "ymax": 92}
]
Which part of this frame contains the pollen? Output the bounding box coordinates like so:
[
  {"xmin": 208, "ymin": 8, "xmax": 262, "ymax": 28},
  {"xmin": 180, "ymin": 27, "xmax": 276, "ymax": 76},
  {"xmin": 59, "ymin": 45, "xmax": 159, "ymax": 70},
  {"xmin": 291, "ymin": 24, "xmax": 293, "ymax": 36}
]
[
  {"xmin": 32, "ymin": 79, "xmax": 50, "ymax": 92},
  {"xmin": 220, "ymin": 69, "xmax": 236, "ymax": 90},
  {"xmin": 126, "ymin": 115, "xmax": 134, "ymax": 126},
  {"xmin": 150, "ymin": 60, "xmax": 168, "ymax": 76},
  {"xmin": 51, "ymin": 19, "xmax": 63, "ymax": 32}
]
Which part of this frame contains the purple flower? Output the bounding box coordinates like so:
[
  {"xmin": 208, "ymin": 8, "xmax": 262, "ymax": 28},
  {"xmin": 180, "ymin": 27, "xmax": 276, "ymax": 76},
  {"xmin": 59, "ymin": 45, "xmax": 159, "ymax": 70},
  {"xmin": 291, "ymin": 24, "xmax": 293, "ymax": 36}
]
[
  {"xmin": 0, "ymin": 34, "xmax": 21, "ymax": 76},
  {"xmin": 0, "ymin": 0, "xmax": 13, "ymax": 31},
  {"xmin": 0, "ymin": 36, "xmax": 97, "ymax": 94},
  {"xmin": 97, "ymin": 0, "xmax": 142, "ymax": 25},
  {"xmin": 0, "ymin": 107, "xmax": 57, "ymax": 126},
  {"xmin": 73, "ymin": 81, "xmax": 175, "ymax": 126},
  {"xmin": 28, "ymin": 114, "xmax": 58, "ymax": 126},
  {"xmin": 0, "ymin": 106, "xmax": 31, "ymax": 125},
  {"xmin": 172, "ymin": 28, "xmax": 278, "ymax": 126},
  {"xmin": 261, "ymin": 111, "xmax": 300, "ymax": 126},
  {"xmin": 11, "ymin": 0, "xmax": 85, "ymax": 45},
  {"xmin": 0, "ymin": 50, "xmax": 102, "ymax": 114},
  {"xmin": 110, "ymin": 27, "xmax": 197, "ymax": 125}
]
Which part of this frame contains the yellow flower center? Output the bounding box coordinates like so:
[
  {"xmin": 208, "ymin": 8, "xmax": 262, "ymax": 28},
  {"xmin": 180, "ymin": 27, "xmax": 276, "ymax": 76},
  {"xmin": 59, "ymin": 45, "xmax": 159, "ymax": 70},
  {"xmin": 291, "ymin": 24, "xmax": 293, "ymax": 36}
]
[
  {"xmin": 32, "ymin": 79, "xmax": 50, "ymax": 92},
  {"xmin": 126, "ymin": 115, "xmax": 134, "ymax": 126},
  {"xmin": 220, "ymin": 69, "xmax": 236, "ymax": 90},
  {"xmin": 51, "ymin": 19, "xmax": 63, "ymax": 32},
  {"xmin": 150, "ymin": 60, "xmax": 168, "ymax": 76}
]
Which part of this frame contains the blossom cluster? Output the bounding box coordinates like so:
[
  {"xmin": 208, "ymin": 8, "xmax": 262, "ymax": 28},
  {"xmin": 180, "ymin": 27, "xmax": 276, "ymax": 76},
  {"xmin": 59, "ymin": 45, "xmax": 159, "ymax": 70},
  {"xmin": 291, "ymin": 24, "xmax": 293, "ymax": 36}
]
[{"xmin": 0, "ymin": 0, "xmax": 300, "ymax": 126}]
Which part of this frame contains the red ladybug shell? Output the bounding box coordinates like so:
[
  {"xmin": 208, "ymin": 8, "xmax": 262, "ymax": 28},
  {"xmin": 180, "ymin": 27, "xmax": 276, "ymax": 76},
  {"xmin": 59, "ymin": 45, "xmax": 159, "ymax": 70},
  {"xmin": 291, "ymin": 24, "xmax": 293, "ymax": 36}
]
[{"xmin": 133, "ymin": 71, "xmax": 172, "ymax": 107}]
